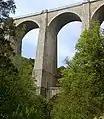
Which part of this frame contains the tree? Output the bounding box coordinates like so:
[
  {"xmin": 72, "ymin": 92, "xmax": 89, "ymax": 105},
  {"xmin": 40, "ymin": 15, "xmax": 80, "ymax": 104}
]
[
  {"xmin": 0, "ymin": 1, "xmax": 51, "ymax": 118},
  {"xmin": 0, "ymin": 1, "xmax": 46, "ymax": 118},
  {"xmin": 56, "ymin": 66, "xmax": 65, "ymax": 79},
  {"xmin": 0, "ymin": 0, "xmax": 16, "ymax": 19},
  {"xmin": 11, "ymin": 56, "xmax": 50, "ymax": 119},
  {"xmin": 12, "ymin": 56, "xmax": 35, "ymax": 89},
  {"xmin": 0, "ymin": 0, "xmax": 18, "ymax": 118},
  {"xmin": 52, "ymin": 21, "xmax": 104, "ymax": 119}
]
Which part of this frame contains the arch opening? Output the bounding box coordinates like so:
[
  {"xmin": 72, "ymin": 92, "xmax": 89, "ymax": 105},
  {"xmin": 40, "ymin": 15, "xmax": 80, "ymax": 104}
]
[
  {"xmin": 22, "ymin": 29, "xmax": 39, "ymax": 59},
  {"xmin": 16, "ymin": 20, "xmax": 39, "ymax": 55},
  {"xmin": 17, "ymin": 21, "xmax": 39, "ymax": 35},
  {"xmin": 13, "ymin": 21, "xmax": 39, "ymax": 82},
  {"xmin": 58, "ymin": 21, "xmax": 82, "ymax": 67},
  {"xmin": 92, "ymin": 5, "xmax": 104, "ymax": 36},
  {"xmin": 92, "ymin": 5, "xmax": 104, "ymax": 24},
  {"xmin": 48, "ymin": 12, "xmax": 82, "ymax": 68},
  {"xmin": 47, "ymin": 12, "xmax": 82, "ymax": 88},
  {"xmin": 15, "ymin": 20, "xmax": 39, "ymax": 76},
  {"xmin": 49, "ymin": 12, "xmax": 82, "ymax": 35}
]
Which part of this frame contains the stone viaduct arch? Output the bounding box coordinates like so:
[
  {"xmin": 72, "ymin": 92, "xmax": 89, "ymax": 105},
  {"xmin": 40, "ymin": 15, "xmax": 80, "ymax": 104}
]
[
  {"xmin": 92, "ymin": 3, "xmax": 104, "ymax": 24},
  {"xmin": 15, "ymin": 20, "xmax": 39, "ymax": 54},
  {"xmin": 45, "ymin": 12, "xmax": 82, "ymax": 98},
  {"xmin": 14, "ymin": 0, "xmax": 104, "ymax": 98},
  {"xmin": 48, "ymin": 12, "xmax": 82, "ymax": 34}
]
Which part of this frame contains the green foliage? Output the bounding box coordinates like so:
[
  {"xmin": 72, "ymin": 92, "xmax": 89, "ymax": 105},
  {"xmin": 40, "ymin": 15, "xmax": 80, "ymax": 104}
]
[
  {"xmin": 52, "ymin": 21, "xmax": 104, "ymax": 119},
  {"xmin": 0, "ymin": 1, "xmax": 50, "ymax": 119},
  {"xmin": 0, "ymin": 0, "xmax": 16, "ymax": 19},
  {"xmin": 56, "ymin": 66, "xmax": 65, "ymax": 79},
  {"xmin": 6, "ymin": 55, "xmax": 50, "ymax": 119},
  {"xmin": 1, "ymin": 41, "xmax": 50, "ymax": 119},
  {"xmin": 10, "ymin": 95, "xmax": 50, "ymax": 119},
  {"xmin": 12, "ymin": 56, "xmax": 35, "ymax": 90}
]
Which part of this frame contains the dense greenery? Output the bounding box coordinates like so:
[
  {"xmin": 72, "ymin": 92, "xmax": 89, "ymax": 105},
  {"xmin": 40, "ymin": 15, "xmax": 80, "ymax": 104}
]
[
  {"xmin": 51, "ymin": 22, "xmax": 104, "ymax": 119},
  {"xmin": 1, "ymin": 1, "xmax": 104, "ymax": 119},
  {"xmin": 56, "ymin": 66, "xmax": 65, "ymax": 79},
  {"xmin": 0, "ymin": 1, "xmax": 50, "ymax": 119}
]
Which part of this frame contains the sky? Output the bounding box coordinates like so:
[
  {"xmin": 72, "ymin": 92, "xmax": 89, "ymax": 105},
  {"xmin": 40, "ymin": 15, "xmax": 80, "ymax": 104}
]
[{"xmin": 12, "ymin": 0, "xmax": 84, "ymax": 66}]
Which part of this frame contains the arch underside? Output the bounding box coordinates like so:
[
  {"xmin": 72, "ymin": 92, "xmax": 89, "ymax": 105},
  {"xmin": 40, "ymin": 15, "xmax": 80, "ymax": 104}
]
[
  {"xmin": 44, "ymin": 12, "xmax": 82, "ymax": 88},
  {"xmin": 49, "ymin": 12, "xmax": 82, "ymax": 34},
  {"xmin": 92, "ymin": 5, "xmax": 104, "ymax": 24},
  {"xmin": 16, "ymin": 21, "xmax": 39, "ymax": 54},
  {"xmin": 17, "ymin": 21, "xmax": 39, "ymax": 38}
]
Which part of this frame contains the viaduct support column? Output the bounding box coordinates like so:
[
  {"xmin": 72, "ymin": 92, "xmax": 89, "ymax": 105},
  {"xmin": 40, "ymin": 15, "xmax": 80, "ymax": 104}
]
[
  {"xmin": 33, "ymin": 11, "xmax": 57, "ymax": 98},
  {"xmin": 44, "ymin": 25, "xmax": 57, "ymax": 98},
  {"xmin": 82, "ymin": 1, "xmax": 91, "ymax": 29},
  {"xmin": 33, "ymin": 11, "xmax": 49, "ymax": 97}
]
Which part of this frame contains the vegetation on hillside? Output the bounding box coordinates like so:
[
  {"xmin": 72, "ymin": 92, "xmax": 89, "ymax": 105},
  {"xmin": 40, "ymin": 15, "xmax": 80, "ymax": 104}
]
[
  {"xmin": 0, "ymin": 1, "xmax": 50, "ymax": 119},
  {"xmin": 51, "ymin": 22, "xmax": 104, "ymax": 119},
  {"xmin": 1, "ymin": 1, "xmax": 104, "ymax": 119}
]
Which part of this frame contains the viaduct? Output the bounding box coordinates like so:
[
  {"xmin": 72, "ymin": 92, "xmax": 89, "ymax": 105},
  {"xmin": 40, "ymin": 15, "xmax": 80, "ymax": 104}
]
[{"xmin": 14, "ymin": 0, "xmax": 104, "ymax": 98}]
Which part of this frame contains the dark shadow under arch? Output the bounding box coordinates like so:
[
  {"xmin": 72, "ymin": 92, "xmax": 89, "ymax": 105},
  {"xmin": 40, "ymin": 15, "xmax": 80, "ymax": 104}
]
[
  {"xmin": 92, "ymin": 5, "xmax": 104, "ymax": 24},
  {"xmin": 17, "ymin": 20, "xmax": 39, "ymax": 37},
  {"xmin": 16, "ymin": 20, "xmax": 39, "ymax": 54},
  {"xmin": 49, "ymin": 12, "xmax": 82, "ymax": 35}
]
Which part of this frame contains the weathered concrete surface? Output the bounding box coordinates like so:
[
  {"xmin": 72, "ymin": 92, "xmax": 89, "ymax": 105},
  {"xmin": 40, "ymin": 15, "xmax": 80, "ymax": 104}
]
[{"xmin": 14, "ymin": 0, "xmax": 104, "ymax": 98}]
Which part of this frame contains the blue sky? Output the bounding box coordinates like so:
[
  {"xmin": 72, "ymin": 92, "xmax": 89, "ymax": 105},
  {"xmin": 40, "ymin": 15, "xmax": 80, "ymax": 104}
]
[{"xmin": 12, "ymin": 0, "xmax": 83, "ymax": 66}]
